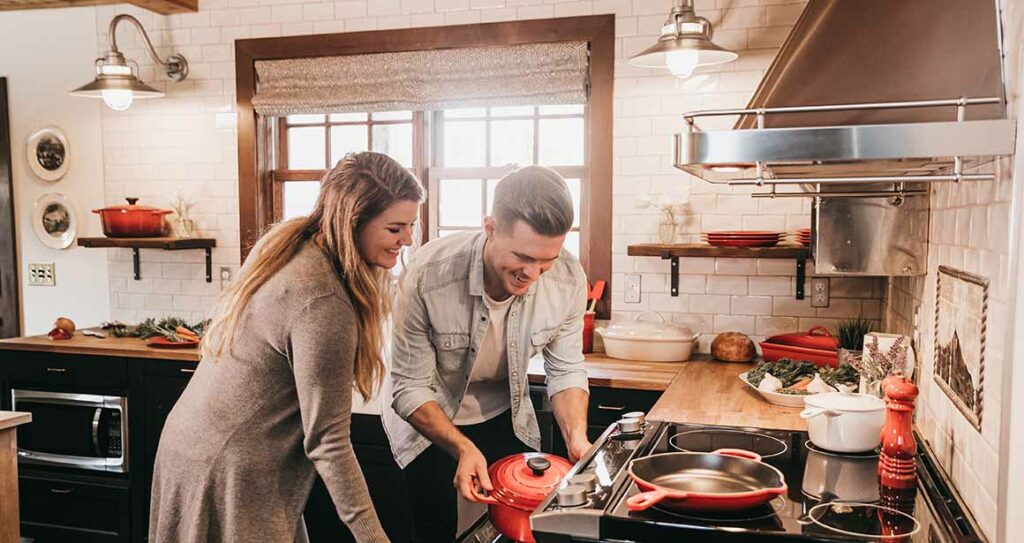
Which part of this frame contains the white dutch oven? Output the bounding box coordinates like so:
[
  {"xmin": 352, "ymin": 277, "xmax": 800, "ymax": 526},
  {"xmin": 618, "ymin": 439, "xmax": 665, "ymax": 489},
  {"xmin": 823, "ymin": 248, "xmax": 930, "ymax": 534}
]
[
  {"xmin": 595, "ymin": 312, "xmax": 697, "ymax": 362},
  {"xmin": 799, "ymin": 392, "xmax": 885, "ymax": 453}
]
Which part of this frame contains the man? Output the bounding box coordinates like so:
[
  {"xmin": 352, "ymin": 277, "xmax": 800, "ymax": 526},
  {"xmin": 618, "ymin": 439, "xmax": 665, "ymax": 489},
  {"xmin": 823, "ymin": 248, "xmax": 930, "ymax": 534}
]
[{"xmin": 382, "ymin": 165, "xmax": 591, "ymax": 542}]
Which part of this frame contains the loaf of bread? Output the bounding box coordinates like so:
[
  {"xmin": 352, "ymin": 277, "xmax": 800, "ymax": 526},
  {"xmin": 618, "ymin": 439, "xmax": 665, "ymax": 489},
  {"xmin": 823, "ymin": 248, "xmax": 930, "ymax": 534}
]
[{"xmin": 711, "ymin": 332, "xmax": 757, "ymax": 362}]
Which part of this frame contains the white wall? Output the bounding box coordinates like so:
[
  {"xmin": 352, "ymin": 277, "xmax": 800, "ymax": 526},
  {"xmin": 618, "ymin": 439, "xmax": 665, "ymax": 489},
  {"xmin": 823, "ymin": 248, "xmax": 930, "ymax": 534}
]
[{"xmin": 0, "ymin": 7, "xmax": 110, "ymax": 335}]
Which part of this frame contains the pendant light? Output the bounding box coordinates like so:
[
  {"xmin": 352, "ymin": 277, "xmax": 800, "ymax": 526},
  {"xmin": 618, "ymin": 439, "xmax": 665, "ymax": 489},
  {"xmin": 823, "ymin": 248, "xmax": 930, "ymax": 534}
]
[
  {"xmin": 628, "ymin": 0, "xmax": 738, "ymax": 79},
  {"xmin": 70, "ymin": 14, "xmax": 189, "ymax": 111}
]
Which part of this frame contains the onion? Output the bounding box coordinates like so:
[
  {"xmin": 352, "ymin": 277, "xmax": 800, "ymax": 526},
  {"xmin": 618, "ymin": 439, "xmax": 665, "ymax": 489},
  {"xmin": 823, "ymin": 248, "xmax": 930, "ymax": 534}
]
[{"xmin": 53, "ymin": 317, "xmax": 76, "ymax": 334}]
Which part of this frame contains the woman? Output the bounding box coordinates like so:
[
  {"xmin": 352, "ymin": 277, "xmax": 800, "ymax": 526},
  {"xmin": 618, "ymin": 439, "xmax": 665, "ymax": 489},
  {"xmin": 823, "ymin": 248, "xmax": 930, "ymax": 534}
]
[{"xmin": 150, "ymin": 152, "xmax": 424, "ymax": 543}]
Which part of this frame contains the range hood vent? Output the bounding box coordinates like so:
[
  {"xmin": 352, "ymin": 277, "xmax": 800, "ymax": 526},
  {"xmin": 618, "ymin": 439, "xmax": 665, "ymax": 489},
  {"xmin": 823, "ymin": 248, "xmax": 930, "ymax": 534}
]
[{"xmin": 674, "ymin": 0, "xmax": 1016, "ymax": 194}]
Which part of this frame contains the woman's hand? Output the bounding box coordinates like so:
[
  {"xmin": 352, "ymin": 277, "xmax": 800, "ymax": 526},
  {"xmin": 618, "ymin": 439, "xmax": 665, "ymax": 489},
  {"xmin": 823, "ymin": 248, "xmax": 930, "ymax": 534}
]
[{"xmin": 455, "ymin": 443, "xmax": 492, "ymax": 502}]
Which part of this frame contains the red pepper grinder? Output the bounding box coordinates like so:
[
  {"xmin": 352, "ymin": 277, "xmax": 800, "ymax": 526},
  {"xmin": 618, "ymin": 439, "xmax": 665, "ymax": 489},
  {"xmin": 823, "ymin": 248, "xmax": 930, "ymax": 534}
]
[{"xmin": 878, "ymin": 375, "xmax": 919, "ymax": 489}]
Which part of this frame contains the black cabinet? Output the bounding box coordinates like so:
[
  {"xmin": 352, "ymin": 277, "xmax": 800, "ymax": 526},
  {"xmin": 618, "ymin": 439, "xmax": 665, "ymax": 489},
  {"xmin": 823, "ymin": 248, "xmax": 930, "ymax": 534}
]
[
  {"xmin": 19, "ymin": 473, "xmax": 131, "ymax": 543},
  {"xmin": 587, "ymin": 386, "xmax": 660, "ymax": 442}
]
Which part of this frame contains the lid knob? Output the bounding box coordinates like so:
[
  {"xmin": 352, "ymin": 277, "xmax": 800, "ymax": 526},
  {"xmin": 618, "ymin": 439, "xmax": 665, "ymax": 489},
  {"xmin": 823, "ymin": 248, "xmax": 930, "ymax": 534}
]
[
  {"xmin": 125, "ymin": 197, "xmax": 138, "ymax": 205},
  {"xmin": 526, "ymin": 456, "xmax": 551, "ymax": 476}
]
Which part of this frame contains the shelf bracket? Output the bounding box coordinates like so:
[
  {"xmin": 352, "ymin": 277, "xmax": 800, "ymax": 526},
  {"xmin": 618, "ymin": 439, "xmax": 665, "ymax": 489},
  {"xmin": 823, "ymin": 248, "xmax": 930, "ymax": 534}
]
[
  {"xmin": 661, "ymin": 253, "xmax": 680, "ymax": 297},
  {"xmin": 205, "ymin": 248, "xmax": 212, "ymax": 283},
  {"xmin": 796, "ymin": 256, "xmax": 806, "ymax": 300},
  {"xmin": 132, "ymin": 248, "xmax": 141, "ymax": 280}
]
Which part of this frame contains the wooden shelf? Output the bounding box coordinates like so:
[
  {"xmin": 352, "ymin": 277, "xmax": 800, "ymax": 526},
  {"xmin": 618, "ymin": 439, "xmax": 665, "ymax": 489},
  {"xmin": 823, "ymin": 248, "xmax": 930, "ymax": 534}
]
[
  {"xmin": 77, "ymin": 237, "xmax": 216, "ymax": 282},
  {"xmin": 627, "ymin": 243, "xmax": 811, "ymax": 300}
]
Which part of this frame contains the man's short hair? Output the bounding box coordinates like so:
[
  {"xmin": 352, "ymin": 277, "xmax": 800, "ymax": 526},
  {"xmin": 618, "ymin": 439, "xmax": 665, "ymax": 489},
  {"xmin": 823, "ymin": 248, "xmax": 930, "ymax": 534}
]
[{"xmin": 491, "ymin": 165, "xmax": 574, "ymax": 236}]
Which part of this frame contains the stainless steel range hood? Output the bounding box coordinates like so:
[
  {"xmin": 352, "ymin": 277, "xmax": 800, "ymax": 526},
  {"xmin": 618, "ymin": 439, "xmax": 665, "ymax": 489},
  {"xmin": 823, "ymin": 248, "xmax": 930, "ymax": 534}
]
[{"xmin": 674, "ymin": 0, "xmax": 1016, "ymax": 189}]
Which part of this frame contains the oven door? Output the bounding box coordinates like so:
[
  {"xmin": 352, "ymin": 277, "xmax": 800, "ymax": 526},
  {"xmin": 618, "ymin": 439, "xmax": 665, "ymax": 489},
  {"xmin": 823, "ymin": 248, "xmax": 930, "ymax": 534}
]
[{"xmin": 11, "ymin": 389, "xmax": 128, "ymax": 473}]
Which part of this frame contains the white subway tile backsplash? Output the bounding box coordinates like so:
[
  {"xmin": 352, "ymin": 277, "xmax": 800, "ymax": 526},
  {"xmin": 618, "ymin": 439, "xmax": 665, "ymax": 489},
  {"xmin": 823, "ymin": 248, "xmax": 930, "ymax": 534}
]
[{"xmin": 706, "ymin": 275, "xmax": 748, "ymax": 295}]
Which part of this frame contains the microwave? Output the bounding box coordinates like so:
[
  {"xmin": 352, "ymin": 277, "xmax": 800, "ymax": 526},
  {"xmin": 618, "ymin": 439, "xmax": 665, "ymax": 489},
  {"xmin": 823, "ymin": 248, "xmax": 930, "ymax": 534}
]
[{"xmin": 11, "ymin": 389, "xmax": 128, "ymax": 473}]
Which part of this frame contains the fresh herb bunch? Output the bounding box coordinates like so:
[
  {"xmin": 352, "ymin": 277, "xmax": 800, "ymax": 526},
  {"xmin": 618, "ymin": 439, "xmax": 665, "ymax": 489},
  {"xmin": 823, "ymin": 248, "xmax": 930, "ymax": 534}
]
[
  {"xmin": 108, "ymin": 317, "xmax": 210, "ymax": 341},
  {"xmin": 819, "ymin": 364, "xmax": 860, "ymax": 387},
  {"xmin": 747, "ymin": 359, "xmax": 819, "ymax": 387},
  {"xmin": 837, "ymin": 318, "xmax": 873, "ymax": 351}
]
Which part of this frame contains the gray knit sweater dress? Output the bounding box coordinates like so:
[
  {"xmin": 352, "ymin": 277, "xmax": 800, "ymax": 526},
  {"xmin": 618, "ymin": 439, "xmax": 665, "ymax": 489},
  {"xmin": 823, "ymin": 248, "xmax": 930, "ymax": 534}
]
[{"xmin": 149, "ymin": 242, "xmax": 389, "ymax": 542}]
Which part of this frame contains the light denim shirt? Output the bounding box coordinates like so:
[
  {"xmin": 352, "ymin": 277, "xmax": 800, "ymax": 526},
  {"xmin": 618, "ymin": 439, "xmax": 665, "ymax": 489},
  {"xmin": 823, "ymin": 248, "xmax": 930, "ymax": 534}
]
[{"xmin": 382, "ymin": 231, "xmax": 589, "ymax": 468}]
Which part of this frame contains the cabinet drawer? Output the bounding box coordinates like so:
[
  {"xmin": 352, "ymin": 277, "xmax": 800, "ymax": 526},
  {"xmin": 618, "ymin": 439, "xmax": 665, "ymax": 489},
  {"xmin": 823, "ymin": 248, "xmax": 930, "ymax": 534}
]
[
  {"xmin": 20, "ymin": 475, "xmax": 130, "ymax": 542},
  {"xmin": 587, "ymin": 387, "xmax": 660, "ymax": 427},
  {"xmin": 0, "ymin": 351, "xmax": 127, "ymax": 390}
]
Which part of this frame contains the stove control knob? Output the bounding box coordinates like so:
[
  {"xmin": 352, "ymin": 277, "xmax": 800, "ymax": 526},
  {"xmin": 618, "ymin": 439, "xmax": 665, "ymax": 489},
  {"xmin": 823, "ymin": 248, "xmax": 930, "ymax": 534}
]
[
  {"xmin": 570, "ymin": 473, "xmax": 597, "ymax": 493},
  {"xmin": 623, "ymin": 411, "xmax": 646, "ymax": 426},
  {"xmin": 617, "ymin": 417, "xmax": 642, "ymax": 434},
  {"xmin": 557, "ymin": 484, "xmax": 588, "ymax": 507}
]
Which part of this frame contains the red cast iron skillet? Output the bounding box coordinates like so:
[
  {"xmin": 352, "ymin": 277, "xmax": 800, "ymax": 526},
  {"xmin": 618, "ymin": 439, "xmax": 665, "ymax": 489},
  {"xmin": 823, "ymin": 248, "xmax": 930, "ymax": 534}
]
[{"xmin": 626, "ymin": 449, "xmax": 788, "ymax": 512}]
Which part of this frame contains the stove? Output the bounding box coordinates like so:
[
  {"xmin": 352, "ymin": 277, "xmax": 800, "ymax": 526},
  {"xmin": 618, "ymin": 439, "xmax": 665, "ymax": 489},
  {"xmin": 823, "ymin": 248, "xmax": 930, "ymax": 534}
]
[{"xmin": 531, "ymin": 419, "xmax": 984, "ymax": 543}]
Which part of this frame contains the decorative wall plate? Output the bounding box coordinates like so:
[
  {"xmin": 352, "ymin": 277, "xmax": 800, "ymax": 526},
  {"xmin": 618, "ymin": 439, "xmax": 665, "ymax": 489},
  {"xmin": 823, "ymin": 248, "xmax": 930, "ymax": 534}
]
[
  {"xmin": 26, "ymin": 126, "xmax": 70, "ymax": 181},
  {"xmin": 32, "ymin": 192, "xmax": 77, "ymax": 250}
]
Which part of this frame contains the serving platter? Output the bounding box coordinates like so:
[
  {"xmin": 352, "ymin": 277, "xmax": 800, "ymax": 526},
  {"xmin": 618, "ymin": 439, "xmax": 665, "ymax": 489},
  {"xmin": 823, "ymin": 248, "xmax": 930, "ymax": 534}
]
[{"xmin": 738, "ymin": 371, "xmax": 808, "ymax": 408}]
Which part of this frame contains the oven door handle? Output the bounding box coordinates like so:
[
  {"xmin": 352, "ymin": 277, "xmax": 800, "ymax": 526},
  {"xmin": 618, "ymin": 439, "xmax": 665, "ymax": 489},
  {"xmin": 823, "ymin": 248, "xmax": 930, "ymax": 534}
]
[{"xmin": 92, "ymin": 408, "xmax": 103, "ymax": 456}]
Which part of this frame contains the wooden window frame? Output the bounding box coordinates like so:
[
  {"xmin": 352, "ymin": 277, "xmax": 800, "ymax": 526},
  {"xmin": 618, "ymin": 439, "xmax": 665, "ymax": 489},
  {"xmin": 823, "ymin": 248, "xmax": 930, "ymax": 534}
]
[{"xmin": 236, "ymin": 15, "xmax": 614, "ymax": 317}]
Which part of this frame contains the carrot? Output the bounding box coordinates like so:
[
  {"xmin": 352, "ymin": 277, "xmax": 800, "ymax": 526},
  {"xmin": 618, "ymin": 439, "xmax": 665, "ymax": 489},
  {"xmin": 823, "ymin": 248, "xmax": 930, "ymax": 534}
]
[
  {"xmin": 789, "ymin": 377, "xmax": 813, "ymax": 390},
  {"xmin": 176, "ymin": 326, "xmax": 199, "ymax": 339}
]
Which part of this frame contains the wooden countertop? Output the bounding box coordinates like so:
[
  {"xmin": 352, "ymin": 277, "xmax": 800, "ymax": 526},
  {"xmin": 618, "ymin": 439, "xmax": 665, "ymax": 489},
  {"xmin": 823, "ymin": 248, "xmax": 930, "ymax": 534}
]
[
  {"xmin": 647, "ymin": 359, "xmax": 806, "ymax": 431},
  {"xmin": 0, "ymin": 331, "xmax": 200, "ymax": 362},
  {"xmin": 528, "ymin": 353, "xmax": 682, "ymax": 391},
  {"xmin": 0, "ymin": 411, "xmax": 31, "ymax": 432}
]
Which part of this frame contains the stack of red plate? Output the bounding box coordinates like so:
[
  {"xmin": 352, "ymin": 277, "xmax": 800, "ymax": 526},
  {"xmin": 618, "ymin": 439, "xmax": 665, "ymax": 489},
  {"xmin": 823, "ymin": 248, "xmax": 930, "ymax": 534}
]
[
  {"xmin": 796, "ymin": 228, "xmax": 811, "ymax": 246},
  {"xmin": 702, "ymin": 231, "xmax": 784, "ymax": 247}
]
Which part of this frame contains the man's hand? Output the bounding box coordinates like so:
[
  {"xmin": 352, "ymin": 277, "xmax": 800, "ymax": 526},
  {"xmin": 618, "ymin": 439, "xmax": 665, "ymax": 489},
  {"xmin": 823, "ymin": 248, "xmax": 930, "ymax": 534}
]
[
  {"xmin": 566, "ymin": 435, "xmax": 593, "ymax": 462},
  {"xmin": 455, "ymin": 443, "xmax": 492, "ymax": 502}
]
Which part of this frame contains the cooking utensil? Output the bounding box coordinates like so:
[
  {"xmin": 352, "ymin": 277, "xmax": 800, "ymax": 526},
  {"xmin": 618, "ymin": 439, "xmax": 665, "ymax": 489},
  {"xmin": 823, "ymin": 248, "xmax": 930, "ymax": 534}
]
[
  {"xmin": 760, "ymin": 326, "xmax": 839, "ymax": 367},
  {"xmin": 587, "ymin": 280, "xmax": 605, "ymax": 312},
  {"xmin": 626, "ymin": 449, "xmax": 787, "ymax": 512},
  {"xmin": 147, "ymin": 336, "xmax": 200, "ymax": 349},
  {"xmin": 800, "ymin": 392, "xmax": 885, "ymax": 453},
  {"xmin": 470, "ymin": 452, "xmax": 573, "ymax": 543},
  {"xmin": 596, "ymin": 312, "xmax": 697, "ymax": 362},
  {"xmin": 93, "ymin": 197, "xmax": 172, "ymax": 238}
]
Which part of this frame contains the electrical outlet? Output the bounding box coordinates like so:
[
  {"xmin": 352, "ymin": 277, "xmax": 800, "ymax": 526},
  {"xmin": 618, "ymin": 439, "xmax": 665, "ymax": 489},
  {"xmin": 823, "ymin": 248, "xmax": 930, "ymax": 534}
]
[
  {"xmin": 624, "ymin": 274, "xmax": 641, "ymax": 304},
  {"xmin": 219, "ymin": 266, "xmax": 232, "ymax": 289},
  {"xmin": 27, "ymin": 263, "xmax": 56, "ymax": 286},
  {"xmin": 809, "ymin": 277, "xmax": 830, "ymax": 308}
]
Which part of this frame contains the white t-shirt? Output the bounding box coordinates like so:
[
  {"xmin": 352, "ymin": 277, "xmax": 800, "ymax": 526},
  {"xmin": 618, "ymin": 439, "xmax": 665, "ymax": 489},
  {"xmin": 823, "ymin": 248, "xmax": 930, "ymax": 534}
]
[{"xmin": 452, "ymin": 292, "xmax": 514, "ymax": 425}]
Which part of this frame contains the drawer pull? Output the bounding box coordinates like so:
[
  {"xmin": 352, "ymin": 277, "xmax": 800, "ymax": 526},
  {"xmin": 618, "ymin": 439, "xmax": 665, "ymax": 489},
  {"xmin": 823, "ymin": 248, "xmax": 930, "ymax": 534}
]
[
  {"xmin": 597, "ymin": 404, "xmax": 626, "ymax": 411},
  {"xmin": 50, "ymin": 487, "xmax": 74, "ymax": 495},
  {"xmin": 45, "ymin": 367, "xmax": 68, "ymax": 373},
  {"xmin": 180, "ymin": 368, "xmax": 196, "ymax": 374}
]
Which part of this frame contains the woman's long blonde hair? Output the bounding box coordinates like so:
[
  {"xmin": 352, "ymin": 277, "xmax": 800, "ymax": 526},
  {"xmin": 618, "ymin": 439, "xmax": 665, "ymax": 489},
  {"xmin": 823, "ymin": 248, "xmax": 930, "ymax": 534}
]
[{"xmin": 204, "ymin": 152, "xmax": 424, "ymax": 400}]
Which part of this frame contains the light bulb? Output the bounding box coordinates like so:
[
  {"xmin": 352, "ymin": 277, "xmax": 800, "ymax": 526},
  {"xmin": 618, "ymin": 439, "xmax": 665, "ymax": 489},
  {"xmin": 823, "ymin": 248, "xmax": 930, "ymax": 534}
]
[
  {"xmin": 666, "ymin": 49, "xmax": 700, "ymax": 78},
  {"xmin": 102, "ymin": 89, "xmax": 133, "ymax": 111}
]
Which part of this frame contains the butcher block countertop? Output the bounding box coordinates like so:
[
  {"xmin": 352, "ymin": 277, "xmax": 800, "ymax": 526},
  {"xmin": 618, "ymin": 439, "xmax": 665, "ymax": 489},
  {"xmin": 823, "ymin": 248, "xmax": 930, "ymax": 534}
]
[
  {"xmin": 0, "ymin": 411, "xmax": 31, "ymax": 432},
  {"xmin": 0, "ymin": 331, "xmax": 201, "ymax": 362},
  {"xmin": 528, "ymin": 352, "xmax": 682, "ymax": 391}
]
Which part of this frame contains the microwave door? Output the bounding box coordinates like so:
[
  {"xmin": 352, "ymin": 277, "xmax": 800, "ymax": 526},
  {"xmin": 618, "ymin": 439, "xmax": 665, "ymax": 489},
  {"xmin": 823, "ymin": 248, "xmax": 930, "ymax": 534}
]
[{"xmin": 12, "ymin": 390, "xmax": 127, "ymax": 472}]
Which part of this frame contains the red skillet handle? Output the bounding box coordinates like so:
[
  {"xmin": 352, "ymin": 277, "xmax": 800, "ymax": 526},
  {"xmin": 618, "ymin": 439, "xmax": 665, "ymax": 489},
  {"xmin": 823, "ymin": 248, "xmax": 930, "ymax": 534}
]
[
  {"xmin": 627, "ymin": 488, "xmax": 685, "ymax": 511},
  {"xmin": 807, "ymin": 326, "xmax": 832, "ymax": 336},
  {"xmin": 711, "ymin": 448, "xmax": 762, "ymax": 462}
]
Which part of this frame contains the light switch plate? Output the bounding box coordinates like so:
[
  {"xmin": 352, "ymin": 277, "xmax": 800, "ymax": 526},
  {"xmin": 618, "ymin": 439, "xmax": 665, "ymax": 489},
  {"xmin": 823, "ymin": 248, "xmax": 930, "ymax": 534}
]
[
  {"xmin": 28, "ymin": 263, "xmax": 56, "ymax": 286},
  {"xmin": 624, "ymin": 274, "xmax": 641, "ymax": 304},
  {"xmin": 219, "ymin": 266, "xmax": 232, "ymax": 290},
  {"xmin": 810, "ymin": 277, "xmax": 830, "ymax": 308}
]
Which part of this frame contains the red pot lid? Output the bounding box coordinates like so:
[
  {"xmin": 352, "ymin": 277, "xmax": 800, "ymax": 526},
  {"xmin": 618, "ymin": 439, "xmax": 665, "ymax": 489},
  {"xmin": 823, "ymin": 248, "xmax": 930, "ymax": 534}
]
[
  {"xmin": 764, "ymin": 326, "xmax": 838, "ymax": 351},
  {"xmin": 93, "ymin": 197, "xmax": 171, "ymax": 214},
  {"xmin": 488, "ymin": 453, "xmax": 573, "ymax": 511}
]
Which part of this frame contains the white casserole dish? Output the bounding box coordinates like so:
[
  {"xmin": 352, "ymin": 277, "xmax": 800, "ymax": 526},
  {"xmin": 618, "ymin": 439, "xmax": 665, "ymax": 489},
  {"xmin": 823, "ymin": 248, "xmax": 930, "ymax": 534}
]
[
  {"xmin": 799, "ymin": 392, "xmax": 885, "ymax": 453},
  {"xmin": 595, "ymin": 312, "xmax": 697, "ymax": 362}
]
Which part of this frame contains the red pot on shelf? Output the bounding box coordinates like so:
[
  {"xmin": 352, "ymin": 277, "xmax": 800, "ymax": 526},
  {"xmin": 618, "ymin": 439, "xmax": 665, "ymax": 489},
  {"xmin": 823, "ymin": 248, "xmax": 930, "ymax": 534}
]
[
  {"xmin": 93, "ymin": 197, "xmax": 172, "ymax": 238},
  {"xmin": 759, "ymin": 326, "xmax": 839, "ymax": 367},
  {"xmin": 471, "ymin": 452, "xmax": 573, "ymax": 543}
]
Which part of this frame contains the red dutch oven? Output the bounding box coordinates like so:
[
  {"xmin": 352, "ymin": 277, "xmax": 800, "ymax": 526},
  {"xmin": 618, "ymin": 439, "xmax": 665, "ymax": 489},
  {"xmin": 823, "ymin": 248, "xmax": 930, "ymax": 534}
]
[
  {"xmin": 93, "ymin": 197, "xmax": 172, "ymax": 238},
  {"xmin": 471, "ymin": 452, "xmax": 573, "ymax": 543},
  {"xmin": 760, "ymin": 326, "xmax": 839, "ymax": 367}
]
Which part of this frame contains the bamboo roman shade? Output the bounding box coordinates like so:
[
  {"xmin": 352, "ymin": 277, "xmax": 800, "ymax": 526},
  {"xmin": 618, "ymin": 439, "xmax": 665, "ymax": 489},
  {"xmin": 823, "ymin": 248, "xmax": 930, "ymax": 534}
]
[{"xmin": 251, "ymin": 41, "xmax": 589, "ymax": 115}]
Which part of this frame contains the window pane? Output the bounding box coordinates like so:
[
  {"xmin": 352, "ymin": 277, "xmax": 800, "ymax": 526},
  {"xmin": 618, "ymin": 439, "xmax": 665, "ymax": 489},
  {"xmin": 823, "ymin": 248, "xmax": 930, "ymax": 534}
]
[
  {"xmin": 438, "ymin": 229, "xmax": 462, "ymax": 237},
  {"xmin": 288, "ymin": 127, "xmax": 326, "ymax": 169},
  {"xmin": 439, "ymin": 179, "xmax": 483, "ymax": 227},
  {"xmin": 444, "ymin": 121, "xmax": 486, "ymax": 167},
  {"xmin": 329, "ymin": 113, "xmax": 367, "ymax": 122},
  {"xmin": 539, "ymin": 104, "xmax": 584, "ymax": 115},
  {"xmin": 538, "ymin": 118, "xmax": 584, "ymax": 165},
  {"xmin": 287, "ymin": 114, "xmax": 325, "ymax": 124},
  {"xmin": 490, "ymin": 120, "xmax": 534, "ymax": 167},
  {"xmin": 445, "ymin": 108, "xmax": 487, "ymax": 119},
  {"xmin": 564, "ymin": 231, "xmax": 580, "ymax": 257},
  {"xmin": 283, "ymin": 181, "xmax": 320, "ymax": 220},
  {"xmin": 329, "ymin": 125, "xmax": 369, "ymax": 167},
  {"xmin": 372, "ymin": 123, "xmax": 413, "ymax": 167},
  {"xmin": 485, "ymin": 179, "xmax": 499, "ymax": 215},
  {"xmin": 566, "ymin": 178, "xmax": 581, "ymax": 228},
  {"xmin": 373, "ymin": 110, "xmax": 413, "ymax": 121},
  {"xmin": 490, "ymin": 106, "xmax": 534, "ymax": 117}
]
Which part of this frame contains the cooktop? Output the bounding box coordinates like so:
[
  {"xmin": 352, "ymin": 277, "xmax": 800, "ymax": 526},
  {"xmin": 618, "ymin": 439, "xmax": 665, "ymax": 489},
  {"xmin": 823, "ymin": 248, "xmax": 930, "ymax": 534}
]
[{"xmin": 532, "ymin": 419, "xmax": 985, "ymax": 543}]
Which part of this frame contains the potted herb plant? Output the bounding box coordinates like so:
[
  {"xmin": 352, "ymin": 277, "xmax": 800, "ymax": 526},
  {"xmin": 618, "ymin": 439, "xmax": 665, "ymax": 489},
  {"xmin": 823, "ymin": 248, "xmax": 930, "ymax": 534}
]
[{"xmin": 836, "ymin": 318, "xmax": 873, "ymax": 368}]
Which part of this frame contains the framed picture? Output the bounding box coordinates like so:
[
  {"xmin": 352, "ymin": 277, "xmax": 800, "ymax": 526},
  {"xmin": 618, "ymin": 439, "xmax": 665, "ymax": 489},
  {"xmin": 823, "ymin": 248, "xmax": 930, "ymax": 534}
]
[
  {"xmin": 934, "ymin": 265, "xmax": 988, "ymax": 431},
  {"xmin": 26, "ymin": 126, "xmax": 70, "ymax": 182},
  {"xmin": 32, "ymin": 193, "xmax": 77, "ymax": 250}
]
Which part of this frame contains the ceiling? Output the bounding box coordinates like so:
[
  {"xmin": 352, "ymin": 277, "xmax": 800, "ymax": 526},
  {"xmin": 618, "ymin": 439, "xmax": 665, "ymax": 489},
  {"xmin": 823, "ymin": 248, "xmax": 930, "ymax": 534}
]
[{"xmin": 0, "ymin": 0, "xmax": 196, "ymax": 15}]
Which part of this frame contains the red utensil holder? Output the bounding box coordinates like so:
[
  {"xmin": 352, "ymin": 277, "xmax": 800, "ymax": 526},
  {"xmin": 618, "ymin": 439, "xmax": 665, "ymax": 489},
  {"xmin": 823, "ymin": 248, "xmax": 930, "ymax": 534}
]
[{"xmin": 582, "ymin": 311, "xmax": 595, "ymax": 354}]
